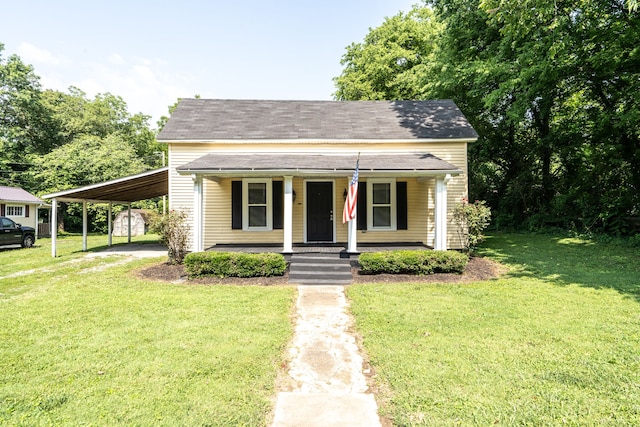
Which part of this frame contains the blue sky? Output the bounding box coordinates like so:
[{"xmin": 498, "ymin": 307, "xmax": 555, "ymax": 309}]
[{"xmin": 2, "ymin": 0, "xmax": 417, "ymax": 125}]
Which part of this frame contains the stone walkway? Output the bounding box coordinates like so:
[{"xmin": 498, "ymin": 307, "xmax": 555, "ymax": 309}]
[{"xmin": 271, "ymin": 285, "xmax": 382, "ymax": 427}]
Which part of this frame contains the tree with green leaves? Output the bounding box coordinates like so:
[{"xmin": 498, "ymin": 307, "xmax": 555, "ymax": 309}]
[
  {"xmin": 1, "ymin": 45, "xmax": 169, "ymax": 232},
  {"xmin": 36, "ymin": 134, "xmax": 146, "ymax": 193},
  {"xmin": 34, "ymin": 133, "xmax": 148, "ymax": 232},
  {"xmin": 336, "ymin": 1, "xmax": 639, "ymax": 234},
  {"xmin": 41, "ymin": 87, "xmax": 163, "ymax": 166},
  {"xmin": 0, "ymin": 44, "xmax": 55, "ymax": 187},
  {"xmin": 429, "ymin": 0, "xmax": 640, "ymax": 231},
  {"xmin": 334, "ymin": 6, "xmax": 442, "ymax": 100}
]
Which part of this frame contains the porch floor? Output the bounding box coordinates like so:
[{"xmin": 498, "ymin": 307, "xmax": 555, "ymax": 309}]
[{"xmin": 206, "ymin": 243, "xmax": 431, "ymax": 254}]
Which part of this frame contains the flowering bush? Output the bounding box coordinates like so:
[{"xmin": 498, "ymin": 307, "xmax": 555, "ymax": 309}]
[
  {"xmin": 453, "ymin": 198, "xmax": 491, "ymax": 252},
  {"xmin": 150, "ymin": 210, "xmax": 189, "ymax": 264}
]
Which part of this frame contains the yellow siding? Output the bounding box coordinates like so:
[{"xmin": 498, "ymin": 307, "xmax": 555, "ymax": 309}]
[
  {"xmin": 202, "ymin": 179, "xmax": 283, "ymax": 246},
  {"xmin": 355, "ymin": 178, "xmax": 431, "ymax": 245},
  {"xmin": 168, "ymin": 141, "xmax": 469, "ymax": 249}
]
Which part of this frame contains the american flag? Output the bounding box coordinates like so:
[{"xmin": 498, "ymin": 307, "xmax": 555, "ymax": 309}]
[{"xmin": 342, "ymin": 157, "xmax": 359, "ymax": 223}]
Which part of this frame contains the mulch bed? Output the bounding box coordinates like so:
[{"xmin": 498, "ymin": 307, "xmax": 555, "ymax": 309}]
[{"xmin": 136, "ymin": 256, "xmax": 505, "ymax": 285}]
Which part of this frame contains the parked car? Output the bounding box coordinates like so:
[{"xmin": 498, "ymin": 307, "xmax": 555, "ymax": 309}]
[{"xmin": 0, "ymin": 216, "xmax": 36, "ymax": 248}]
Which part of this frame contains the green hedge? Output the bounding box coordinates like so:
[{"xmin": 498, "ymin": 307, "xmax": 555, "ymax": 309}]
[
  {"xmin": 184, "ymin": 252, "xmax": 287, "ymax": 278},
  {"xmin": 358, "ymin": 250, "xmax": 468, "ymax": 275}
]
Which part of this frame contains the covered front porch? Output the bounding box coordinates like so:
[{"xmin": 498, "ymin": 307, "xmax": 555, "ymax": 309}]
[
  {"xmin": 207, "ymin": 242, "xmax": 431, "ymax": 256},
  {"xmin": 177, "ymin": 152, "xmax": 462, "ymax": 254}
]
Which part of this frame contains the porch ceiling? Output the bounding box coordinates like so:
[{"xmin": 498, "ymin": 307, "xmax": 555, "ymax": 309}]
[{"xmin": 177, "ymin": 153, "xmax": 462, "ymax": 177}]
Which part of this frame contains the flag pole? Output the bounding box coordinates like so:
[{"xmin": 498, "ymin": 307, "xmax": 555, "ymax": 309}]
[{"xmin": 345, "ymin": 152, "xmax": 360, "ymax": 253}]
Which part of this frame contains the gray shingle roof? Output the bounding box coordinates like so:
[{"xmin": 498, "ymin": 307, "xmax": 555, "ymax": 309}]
[
  {"xmin": 157, "ymin": 99, "xmax": 478, "ymax": 141},
  {"xmin": 177, "ymin": 153, "xmax": 460, "ymax": 175},
  {"xmin": 0, "ymin": 186, "xmax": 43, "ymax": 204}
]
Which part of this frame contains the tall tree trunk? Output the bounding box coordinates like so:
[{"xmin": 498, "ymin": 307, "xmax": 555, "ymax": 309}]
[{"xmin": 57, "ymin": 202, "xmax": 65, "ymax": 232}]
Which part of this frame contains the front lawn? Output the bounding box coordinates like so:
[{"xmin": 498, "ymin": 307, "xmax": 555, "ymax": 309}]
[
  {"xmin": 0, "ymin": 237, "xmax": 295, "ymax": 426},
  {"xmin": 349, "ymin": 232, "xmax": 640, "ymax": 425}
]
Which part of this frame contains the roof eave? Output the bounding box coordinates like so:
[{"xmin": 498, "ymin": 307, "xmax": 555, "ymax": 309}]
[
  {"xmin": 0, "ymin": 199, "xmax": 44, "ymax": 204},
  {"xmin": 177, "ymin": 168, "xmax": 463, "ymax": 177},
  {"xmin": 157, "ymin": 137, "xmax": 478, "ymax": 144},
  {"xmin": 47, "ymin": 197, "xmax": 134, "ymax": 204}
]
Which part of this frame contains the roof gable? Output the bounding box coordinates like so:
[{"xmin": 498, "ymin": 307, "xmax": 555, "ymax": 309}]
[
  {"xmin": 0, "ymin": 186, "xmax": 43, "ymax": 204},
  {"xmin": 157, "ymin": 99, "xmax": 478, "ymax": 141}
]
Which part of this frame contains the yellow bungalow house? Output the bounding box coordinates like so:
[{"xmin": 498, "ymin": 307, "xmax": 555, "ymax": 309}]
[{"xmin": 156, "ymin": 99, "xmax": 478, "ymax": 253}]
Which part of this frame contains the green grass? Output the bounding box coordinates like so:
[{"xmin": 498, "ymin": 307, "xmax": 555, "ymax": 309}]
[
  {"xmin": 0, "ymin": 236, "xmax": 295, "ymax": 426},
  {"xmin": 0, "ymin": 233, "xmax": 161, "ymax": 278},
  {"xmin": 348, "ymin": 232, "xmax": 640, "ymax": 426}
]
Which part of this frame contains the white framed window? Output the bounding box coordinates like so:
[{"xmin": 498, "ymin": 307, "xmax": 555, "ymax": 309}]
[
  {"xmin": 243, "ymin": 178, "xmax": 272, "ymax": 231},
  {"xmin": 6, "ymin": 205, "xmax": 24, "ymax": 217},
  {"xmin": 367, "ymin": 178, "xmax": 397, "ymax": 230}
]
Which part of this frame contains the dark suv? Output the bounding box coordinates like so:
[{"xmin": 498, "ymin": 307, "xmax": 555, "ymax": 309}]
[{"xmin": 0, "ymin": 216, "xmax": 36, "ymax": 248}]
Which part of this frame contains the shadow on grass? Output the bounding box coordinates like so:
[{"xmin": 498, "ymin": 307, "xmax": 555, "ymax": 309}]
[
  {"xmin": 76, "ymin": 240, "xmax": 163, "ymax": 255},
  {"xmin": 0, "ymin": 245, "xmax": 30, "ymax": 252},
  {"xmin": 478, "ymin": 232, "xmax": 640, "ymax": 302}
]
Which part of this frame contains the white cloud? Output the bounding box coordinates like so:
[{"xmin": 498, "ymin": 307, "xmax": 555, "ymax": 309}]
[
  {"xmin": 11, "ymin": 43, "xmax": 197, "ymax": 125},
  {"xmin": 8, "ymin": 42, "xmax": 198, "ymax": 123},
  {"xmin": 24, "ymin": 57, "xmax": 192, "ymax": 126},
  {"xmin": 17, "ymin": 42, "xmax": 63, "ymax": 65},
  {"xmin": 65, "ymin": 57, "xmax": 197, "ymax": 125},
  {"xmin": 108, "ymin": 53, "xmax": 126, "ymax": 65},
  {"xmin": 133, "ymin": 64, "xmax": 157, "ymax": 83}
]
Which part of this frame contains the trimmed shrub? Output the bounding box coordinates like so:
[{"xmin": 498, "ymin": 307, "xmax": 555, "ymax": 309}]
[
  {"xmin": 184, "ymin": 252, "xmax": 287, "ymax": 278},
  {"xmin": 359, "ymin": 250, "xmax": 468, "ymax": 275}
]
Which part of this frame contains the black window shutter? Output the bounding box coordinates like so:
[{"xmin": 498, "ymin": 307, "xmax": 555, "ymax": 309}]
[
  {"xmin": 0, "ymin": 204, "xmax": 4, "ymax": 216},
  {"xmin": 397, "ymin": 181, "xmax": 408, "ymax": 230},
  {"xmin": 231, "ymin": 181, "xmax": 242, "ymax": 229},
  {"xmin": 272, "ymin": 181, "xmax": 283, "ymax": 229},
  {"xmin": 357, "ymin": 181, "xmax": 367, "ymax": 230},
  {"xmin": 25, "ymin": 205, "xmax": 30, "ymax": 218}
]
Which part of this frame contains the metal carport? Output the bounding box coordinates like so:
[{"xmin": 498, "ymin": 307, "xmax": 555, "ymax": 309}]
[{"xmin": 42, "ymin": 167, "xmax": 168, "ymax": 257}]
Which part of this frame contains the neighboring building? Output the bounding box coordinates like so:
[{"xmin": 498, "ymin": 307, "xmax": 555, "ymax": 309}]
[
  {"xmin": 112, "ymin": 209, "xmax": 151, "ymax": 237},
  {"xmin": 0, "ymin": 186, "xmax": 47, "ymax": 234},
  {"xmin": 156, "ymin": 99, "xmax": 478, "ymax": 253}
]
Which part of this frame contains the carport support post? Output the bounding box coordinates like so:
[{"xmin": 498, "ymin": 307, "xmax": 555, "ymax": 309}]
[
  {"xmin": 82, "ymin": 200, "xmax": 88, "ymax": 252},
  {"xmin": 127, "ymin": 204, "xmax": 132, "ymax": 244},
  {"xmin": 283, "ymin": 176, "xmax": 293, "ymax": 253},
  {"xmin": 107, "ymin": 202, "xmax": 112, "ymax": 247},
  {"xmin": 51, "ymin": 198, "xmax": 57, "ymax": 257}
]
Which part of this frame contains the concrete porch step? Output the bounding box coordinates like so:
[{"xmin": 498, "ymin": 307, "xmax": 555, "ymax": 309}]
[{"xmin": 288, "ymin": 253, "xmax": 353, "ymax": 285}]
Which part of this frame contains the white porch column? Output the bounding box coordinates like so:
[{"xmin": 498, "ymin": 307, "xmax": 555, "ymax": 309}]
[
  {"xmin": 107, "ymin": 202, "xmax": 112, "ymax": 247},
  {"xmin": 347, "ymin": 204, "xmax": 357, "ymax": 253},
  {"xmin": 82, "ymin": 200, "xmax": 88, "ymax": 252},
  {"xmin": 283, "ymin": 176, "xmax": 293, "ymax": 253},
  {"xmin": 434, "ymin": 174, "xmax": 451, "ymax": 251},
  {"xmin": 192, "ymin": 174, "xmax": 203, "ymax": 252},
  {"xmin": 51, "ymin": 198, "xmax": 57, "ymax": 257}
]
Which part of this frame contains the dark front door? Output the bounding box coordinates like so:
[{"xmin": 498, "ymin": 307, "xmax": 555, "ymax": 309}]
[{"xmin": 307, "ymin": 181, "xmax": 333, "ymax": 242}]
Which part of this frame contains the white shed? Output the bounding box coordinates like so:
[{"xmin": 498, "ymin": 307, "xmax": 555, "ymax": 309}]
[{"xmin": 112, "ymin": 209, "xmax": 151, "ymax": 237}]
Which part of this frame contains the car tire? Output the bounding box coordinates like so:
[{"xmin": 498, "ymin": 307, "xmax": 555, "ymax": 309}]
[{"xmin": 22, "ymin": 234, "xmax": 35, "ymax": 248}]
